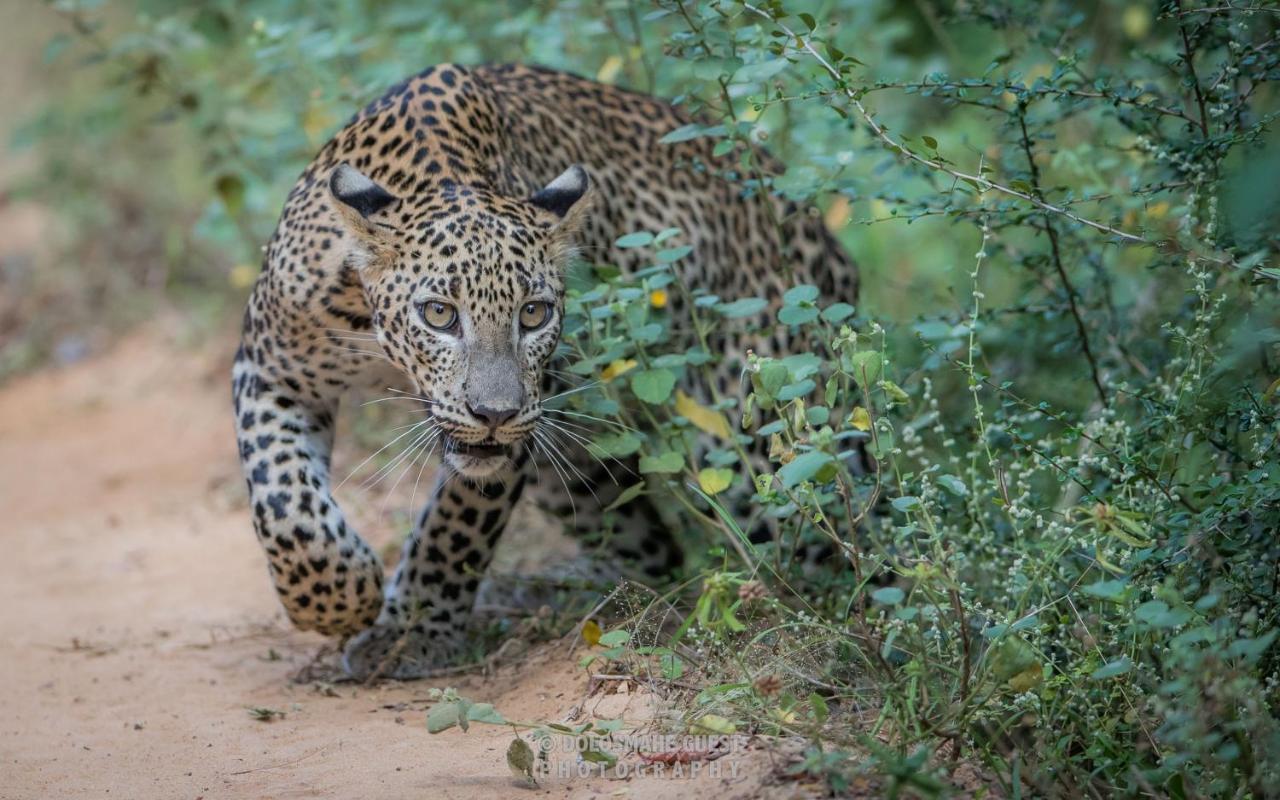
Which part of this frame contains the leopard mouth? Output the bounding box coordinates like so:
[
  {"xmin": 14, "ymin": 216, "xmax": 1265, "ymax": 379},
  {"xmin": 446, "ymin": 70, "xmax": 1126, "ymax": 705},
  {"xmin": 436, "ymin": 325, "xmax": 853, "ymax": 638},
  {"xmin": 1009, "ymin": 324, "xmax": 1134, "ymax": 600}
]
[{"xmin": 447, "ymin": 439, "xmax": 510, "ymax": 458}]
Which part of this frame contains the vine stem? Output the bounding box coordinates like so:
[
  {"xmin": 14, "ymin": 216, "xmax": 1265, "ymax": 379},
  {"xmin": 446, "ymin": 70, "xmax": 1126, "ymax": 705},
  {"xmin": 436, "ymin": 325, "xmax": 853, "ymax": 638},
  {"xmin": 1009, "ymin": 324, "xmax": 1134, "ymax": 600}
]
[{"xmin": 738, "ymin": 3, "xmax": 1265, "ymax": 278}]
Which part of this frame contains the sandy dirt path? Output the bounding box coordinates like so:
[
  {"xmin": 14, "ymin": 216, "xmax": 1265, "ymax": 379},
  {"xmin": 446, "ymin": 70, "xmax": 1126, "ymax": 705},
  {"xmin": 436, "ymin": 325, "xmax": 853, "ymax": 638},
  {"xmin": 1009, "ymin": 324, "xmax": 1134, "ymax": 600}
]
[{"xmin": 0, "ymin": 327, "xmax": 787, "ymax": 799}]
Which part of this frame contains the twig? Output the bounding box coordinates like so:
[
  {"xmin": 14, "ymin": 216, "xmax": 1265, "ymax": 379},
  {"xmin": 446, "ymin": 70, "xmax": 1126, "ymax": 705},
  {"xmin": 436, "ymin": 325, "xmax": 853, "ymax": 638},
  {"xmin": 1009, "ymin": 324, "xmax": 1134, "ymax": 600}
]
[
  {"xmin": 739, "ymin": 3, "xmax": 1268, "ymax": 279},
  {"xmin": 1175, "ymin": 0, "xmax": 1212, "ymax": 139},
  {"xmin": 230, "ymin": 746, "xmax": 327, "ymax": 775},
  {"xmin": 863, "ymin": 79, "xmax": 1197, "ymax": 125},
  {"xmin": 1016, "ymin": 107, "xmax": 1109, "ymax": 406}
]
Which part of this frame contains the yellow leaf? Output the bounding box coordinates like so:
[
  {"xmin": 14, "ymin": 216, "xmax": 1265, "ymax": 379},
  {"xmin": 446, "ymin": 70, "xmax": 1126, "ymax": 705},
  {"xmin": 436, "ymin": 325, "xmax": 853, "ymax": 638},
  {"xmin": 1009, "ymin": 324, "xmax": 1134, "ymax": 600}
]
[
  {"xmin": 698, "ymin": 467, "xmax": 734, "ymax": 495},
  {"xmin": 1263, "ymin": 377, "xmax": 1280, "ymax": 403},
  {"xmin": 1122, "ymin": 5, "xmax": 1151, "ymax": 40},
  {"xmin": 596, "ymin": 55, "xmax": 623, "ymax": 84},
  {"xmin": 601, "ymin": 358, "xmax": 637, "ymax": 382},
  {"xmin": 229, "ymin": 264, "xmax": 257, "ymax": 290},
  {"xmin": 1147, "ymin": 201, "xmax": 1170, "ymax": 220},
  {"xmin": 302, "ymin": 104, "xmax": 334, "ymax": 146},
  {"xmin": 768, "ymin": 433, "xmax": 787, "ymax": 462},
  {"xmin": 689, "ymin": 714, "xmax": 737, "ymax": 735},
  {"xmin": 849, "ymin": 406, "xmax": 872, "ymax": 432},
  {"xmin": 824, "ymin": 196, "xmax": 850, "ymax": 232},
  {"xmin": 1008, "ymin": 665, "xmax": 1044, "ymax": 693},
  {"xmin": 674, "ymin": 390, "xmax": 732, "ymax": 439},
  {"xmin": 649, "ymin": 289, "xmax": 668, "ymax": 309},
  {"xmin": 581, "ymin": 619, "xmax": 603, "ymax": 646},
  {"xmin": 769, "ymin": 708, "xmax": 798, "ymax": 725}
]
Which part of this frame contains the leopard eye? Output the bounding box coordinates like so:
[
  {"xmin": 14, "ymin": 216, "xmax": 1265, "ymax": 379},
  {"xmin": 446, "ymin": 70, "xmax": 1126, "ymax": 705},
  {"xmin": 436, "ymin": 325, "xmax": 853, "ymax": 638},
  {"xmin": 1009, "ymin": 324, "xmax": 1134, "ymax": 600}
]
[
  {"xmin": 519, "ymin": 301, "xmax": 553, "ymax": 332},
  {"xmin": 420, "ymin": 301, "xmax": 458, "ymax": 331}
]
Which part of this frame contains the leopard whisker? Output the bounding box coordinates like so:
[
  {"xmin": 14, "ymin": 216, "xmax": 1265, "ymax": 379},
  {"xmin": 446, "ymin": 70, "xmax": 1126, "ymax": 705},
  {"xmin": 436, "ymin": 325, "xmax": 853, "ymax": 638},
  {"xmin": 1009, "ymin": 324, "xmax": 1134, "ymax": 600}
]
[
  {"xmin": 360, "ymin": 396, "xmax": 436, "ymax": 410},
  {"xmin": 378, "ymin": 428, "xmax": 441, "ymax": 518},
  {"xmin": 538, "ymin": 418, "xmax": 631, "ymax": 483},
  {"xmin": 336, "ymin": 418, "xmax": 435, "ymax": 490},
  {"xmin": 543, "ymin": 380, "xmax": 603, "ymax": 402},
  {"xmin": 542, "ymin": 407, "xmax": 637, "ymax": 433},
  {"xmin": 534, "ymin": 427, "xmax": 603, "ymax": 506},
  {"xmin": 332, "ymin": 346, "xmax": 392, "ymax": 361},
  {"xmin": 530, "ymin": 431, "xmax": 578, "ymax": 527},
  {"xmin": 407, "ymin": 429, "xmax": 443, "ymax": 517},
  {"xmin": 363, "ymin": 424, "xmax": 439, "ymax": 493}
]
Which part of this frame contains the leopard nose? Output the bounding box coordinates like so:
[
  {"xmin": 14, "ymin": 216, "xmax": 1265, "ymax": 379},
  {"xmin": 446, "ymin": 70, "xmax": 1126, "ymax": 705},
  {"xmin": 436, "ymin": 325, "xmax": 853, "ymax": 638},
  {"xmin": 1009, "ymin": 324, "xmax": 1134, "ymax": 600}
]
[{"xmin": 468, "ymin": 403, "xmax": 518, "ymax": 431}]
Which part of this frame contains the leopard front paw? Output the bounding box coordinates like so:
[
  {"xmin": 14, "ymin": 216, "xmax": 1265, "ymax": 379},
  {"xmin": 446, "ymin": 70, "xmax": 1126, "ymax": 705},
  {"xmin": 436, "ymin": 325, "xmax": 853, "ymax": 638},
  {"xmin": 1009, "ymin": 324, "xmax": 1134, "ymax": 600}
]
[{"xmin": 341, "ymin": 622, "xmax": 464, "ymax": 681}]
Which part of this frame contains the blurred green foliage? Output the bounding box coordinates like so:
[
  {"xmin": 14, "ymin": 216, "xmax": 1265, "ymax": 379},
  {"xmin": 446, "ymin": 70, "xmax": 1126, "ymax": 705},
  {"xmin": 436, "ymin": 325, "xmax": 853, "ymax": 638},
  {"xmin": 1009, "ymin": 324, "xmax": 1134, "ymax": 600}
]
[{"xmin": 11, "ymin": 0, "xmax": 1280, "ymax": 795}]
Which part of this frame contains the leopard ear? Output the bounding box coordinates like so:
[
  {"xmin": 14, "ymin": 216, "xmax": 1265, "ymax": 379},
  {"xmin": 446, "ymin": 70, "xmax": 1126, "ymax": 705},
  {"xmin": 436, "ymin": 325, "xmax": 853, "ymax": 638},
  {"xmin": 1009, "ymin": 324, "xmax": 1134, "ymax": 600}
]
[
  {"xmin": 329, "ymin": 164, "xmax": 399, "ymax": 269},
  {"xmin": 330, "ymin": 163, "xmax": 397, "ymax": 219},
  {"xmin": 529, "ymin": 164, "xmax": 591, "ymax": 226}
]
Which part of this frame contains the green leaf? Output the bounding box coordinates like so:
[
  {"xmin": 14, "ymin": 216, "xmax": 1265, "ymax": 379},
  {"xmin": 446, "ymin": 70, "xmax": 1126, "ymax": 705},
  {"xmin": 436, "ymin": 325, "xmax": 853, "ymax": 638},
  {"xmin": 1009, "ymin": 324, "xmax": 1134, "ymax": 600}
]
[
  {"xmin": 754, "ymin": 362, "xmax": 789, "ymax": 398},
  {"xmin": 598, "ymin": 629, "xmax": 630, "ymax": 647},
  {"xmin": 604, "ymin": 482, "xmax": 645, "ymax": 512},
  {"xmin": 1090, "ymin": 658, "xmax": 1133, "ymax": 680},
  {"xmin": 732, "ymin": 58, "xmax": 789, "ymax": 84},
  {"xmin": 937, "ymin": 475, "xmax": 967, "ymax": 496},
  {"xmin": 692, "ymin": 57, "xmax": 744, "ymax": 81},
  {"xmin": 717, "ymin": 297, "xmax": 769, "ymax": 318},
  {"xmin": 778, "ymin": 305, "xmax": 820, "ymax": 325},
  {"xmin": 809, "ymin": 692, "xmax": 829, "ymax": 724},
  {"xmin": 988, "ymin": 636, "xmax": 1040, "ymax": 681},
  {"xmin": 777, "ymin": 379, "xmax": 815, "ymax": 402},
  {"xmin": 427, "ymin": 702, "xmax": 461, "ymax": 733},
  {"xmin": 466, "ymin": 703, "xmax": 507, "ymax": 725},
  {"xmin": 639, "ymin": 451, "xmax": 684, "ymax": 474},
  {"xmin": 848, "ymin": 351, "xmax": 883, "ymax": 388},
  {"xmin": 630, "ymin": 368, "xmax": 676, "ymax": 404},
  {"xmin": 778, "ymin": 450, "xmax": 834, "ymax": 488},
  {"xmin": 656, "ymin": 245, "xmax": 693, "ymax": 263},
  {"xmin": 593, "ymin": 431, "xmax": 642, "ymax": 457},
  {"xmin": 921, "ymin": 135, "xmax": 938, "ymax": 149},
  {"xmin": 1085, "ymin": 581, "xmax": 1126, "ymax": 599},
  {"xmin": 821, "ymin": 302, "xmax": 855, "ymax": 323},
  {"xmin": 871, "ymin": 586, "xmax": 904, "ymax": 605},
  {"xmin": 659, "ymin": 123, "xmax": 706, "ymax": 144},
  {"xmin": 867, "ymin": 427, "xmax": 895, "ymax": 460},
  {"xmin": 781, "ymin": 353, "xmax": 823, "ymax": 380},
  {"xmin": 891, "ymin": 496, "xmax": 922, "ymax": 512},
  {"xmin": 783, "ymin": 284, "xmax": 820, "ymax": 304},
  {"xmin": 615, "ymin": 231, "xmax": 654, "ymax": 248}
]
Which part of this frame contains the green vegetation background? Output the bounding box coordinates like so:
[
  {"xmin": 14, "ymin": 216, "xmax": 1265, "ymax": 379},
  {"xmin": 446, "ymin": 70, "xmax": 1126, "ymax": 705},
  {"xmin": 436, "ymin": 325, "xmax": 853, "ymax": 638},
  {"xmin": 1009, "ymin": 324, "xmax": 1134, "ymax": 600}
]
[{"xmin": 5, "ymin": 0, "xmax": 1279, "ymax": 796}]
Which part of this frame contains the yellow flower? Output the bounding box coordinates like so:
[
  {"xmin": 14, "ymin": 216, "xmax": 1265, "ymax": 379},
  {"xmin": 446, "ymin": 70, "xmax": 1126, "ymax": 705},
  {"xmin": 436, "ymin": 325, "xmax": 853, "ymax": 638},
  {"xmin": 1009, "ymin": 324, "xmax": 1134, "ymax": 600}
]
[{"xmin": 649, "ymin": 289, "xmax": 668, "ymax": 309}]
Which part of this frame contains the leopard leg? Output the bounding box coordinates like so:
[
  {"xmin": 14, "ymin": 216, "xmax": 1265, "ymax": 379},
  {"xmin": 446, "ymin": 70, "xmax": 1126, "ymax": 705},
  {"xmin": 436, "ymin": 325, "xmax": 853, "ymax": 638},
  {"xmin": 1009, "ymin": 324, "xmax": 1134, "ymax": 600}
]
[
  {"xmin": 515, "ymin": 451, "xmax": 684, "ymax": 593},
  {"xmin": 341, "ymin": 447, "xmax": 531, "ymax": 680},
  {"xmin": 231, "ymin": 346, "xmax": 385, "ymax": 637}
]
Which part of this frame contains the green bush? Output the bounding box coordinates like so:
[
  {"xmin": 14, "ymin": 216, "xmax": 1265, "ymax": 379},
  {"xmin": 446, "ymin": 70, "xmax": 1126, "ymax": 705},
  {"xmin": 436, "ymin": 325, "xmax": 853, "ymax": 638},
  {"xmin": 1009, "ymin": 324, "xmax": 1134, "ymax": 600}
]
[{"xmin": 20, "ymin": 0, "xmax": 1280, "ymax": 795}]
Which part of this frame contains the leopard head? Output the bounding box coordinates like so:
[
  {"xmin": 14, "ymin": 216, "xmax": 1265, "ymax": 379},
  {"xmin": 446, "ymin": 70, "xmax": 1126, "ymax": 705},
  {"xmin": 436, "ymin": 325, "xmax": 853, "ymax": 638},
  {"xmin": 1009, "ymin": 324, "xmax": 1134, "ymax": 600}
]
[{"xmin": 328, "ymin": 162, "xmax": 591, "ymax": 479}]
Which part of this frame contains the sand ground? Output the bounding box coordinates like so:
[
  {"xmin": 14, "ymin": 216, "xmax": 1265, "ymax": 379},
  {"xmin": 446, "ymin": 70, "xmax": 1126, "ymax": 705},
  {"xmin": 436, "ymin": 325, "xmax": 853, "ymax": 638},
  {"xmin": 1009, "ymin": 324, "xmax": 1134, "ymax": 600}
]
[{"xmin": 0, "ymin": 327, "xmax": 801, "ymax": 799}]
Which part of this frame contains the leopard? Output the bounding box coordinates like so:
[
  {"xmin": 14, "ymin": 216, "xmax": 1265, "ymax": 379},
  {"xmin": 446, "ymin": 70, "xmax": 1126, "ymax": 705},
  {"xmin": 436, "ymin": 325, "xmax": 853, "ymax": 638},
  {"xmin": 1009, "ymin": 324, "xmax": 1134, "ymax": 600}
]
[{"xmin": 231, "ymin": 63, "xmax": 857, "ymax": 680}]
